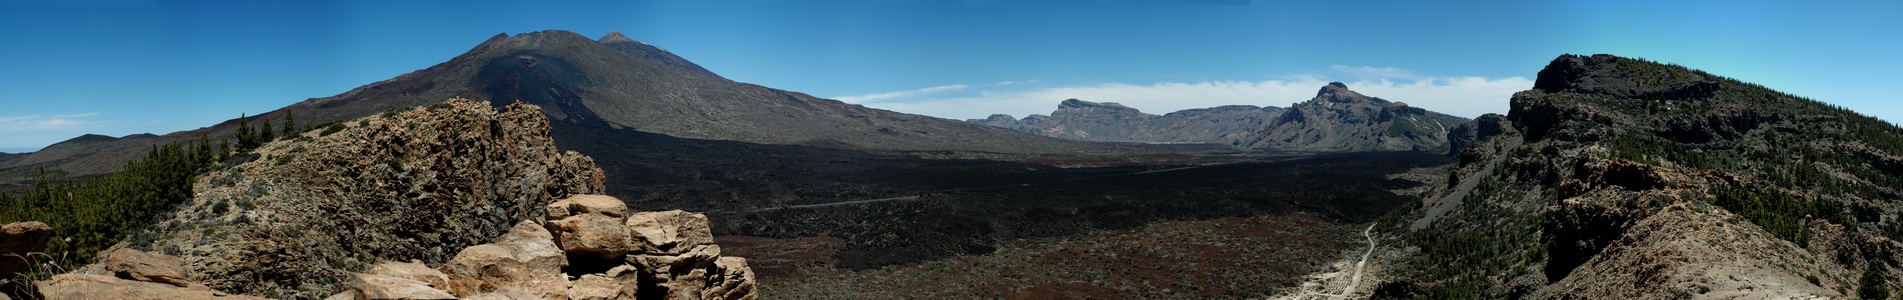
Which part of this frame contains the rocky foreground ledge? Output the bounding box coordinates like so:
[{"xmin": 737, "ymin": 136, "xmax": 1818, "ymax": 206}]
[{"xmin": 334, "ymin": 194, "xmax": 755, "ymax": 300}]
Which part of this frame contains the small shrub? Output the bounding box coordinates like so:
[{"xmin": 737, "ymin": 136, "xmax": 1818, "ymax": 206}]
[{"xmin": 320, "ymin": 123, "xmax": 345, "ymax": 136}]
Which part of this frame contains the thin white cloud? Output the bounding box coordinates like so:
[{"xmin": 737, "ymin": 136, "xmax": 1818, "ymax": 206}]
[
  {"xmin": 834, "ymin": 84, "xmax": 971, "ymax": 103},
  {"xmin": 844, "ymin": 67, "xmax": 1531, "ymax": 120},
  {"xmin": 0, "ymin": 112, "xmax": 105, "ymax": 132},
  {"xmin": 1331, "ymin": 65, "xmax": 1419, "ymax": 79}
]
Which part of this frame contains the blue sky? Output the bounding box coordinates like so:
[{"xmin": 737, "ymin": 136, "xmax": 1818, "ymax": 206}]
[{"xmin": 1, "ymin": 0, "xmax": 1898, "ymax": 152}]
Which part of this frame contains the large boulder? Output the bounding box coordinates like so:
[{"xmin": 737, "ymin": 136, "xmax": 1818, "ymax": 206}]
[
  {"xmin": 366, "ymin": 260, "xmax": 452, "ymax": 292},
  {"xmin": 546, "ymin": 195, "xmax": 635, "ymax": 262},
  {"xmin": 0, "ymin": 221, "xmax": 51, "ymax": 277},
  {"xmin": 345, "ymin": 273, "xmax": 455, "ymax": 300},
  {"xmin": 36, "ymin": 273, "xmax": 266, "ymax": 300},
  {"xmin": 101, "ymin": 248, "xmax": 192, "ymax": 288},
  {"xmin": 626, "ymin": 210, "xmax": 715, "ymax": 255},
  {"xmin": 440, "ymin": 220, "xmax": 568, "ymax": 299}
]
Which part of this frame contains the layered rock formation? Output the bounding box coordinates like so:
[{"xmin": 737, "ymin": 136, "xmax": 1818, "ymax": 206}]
[
  {"xmin": 38, "ymin": 248, "xmax": 262, "ymax": 299},
  {"xmin": 972, "ymin": 83, "xmax": 1468, "ymax": 151},
  {"xmin": 1377, "ymin": 54, "xmax": 1903, "ymax": 298},
  {"xmin": 333, "ymin": 194, "xmax": 756, "ymax": 300},
  {"xmin": 113, "ymin": 98, "xmax": 606, "ymax": 298}
]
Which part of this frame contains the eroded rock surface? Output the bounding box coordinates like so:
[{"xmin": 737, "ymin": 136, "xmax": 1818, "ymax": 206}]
[
  {"xmin": 0, "ymin": 221, "xmax": 50, "ymax": 278},
  {"xmin": 120, "ymin": 98, "xmax": 605, "ymax": 297}
]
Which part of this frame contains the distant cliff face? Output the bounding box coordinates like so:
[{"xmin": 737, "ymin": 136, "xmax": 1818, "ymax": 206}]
[
  {"xmin": 972, "ymin": 83, "xmax": 1468, "ymax": 151},
  {"xmin": 1239, "ymin": 82, "xmax": 1469, "ymax": 151},
  {"xmin": 970, "ymin": 99, "xmax": 1280, "ymax": 144},
  {"xmin": 1377, "ymin": 54, "xmax": 1903, "ymax": 298}
]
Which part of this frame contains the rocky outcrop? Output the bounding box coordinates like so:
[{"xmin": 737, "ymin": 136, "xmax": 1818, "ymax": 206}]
[
  {"xmin": 112, "ymin": 98, "xmax": 604, "ymax": 298},
  {"xmin": 1378, "ymin": 54, "xmax": 1903, "ymax": 298},
  {"xmin": 38, "ymin": 249, "xmax": 260, "ymax": 300},
  {"xmin": 1445, "ymin": 113, "xmax": 1514, "ymax": 160},
  {"xmin": 333, "ymin": 194, "xmax": 757, "ymax": 300},
  {"xmin": 0, "ymin": 221, "xmax": 51, "ymax": 278}
]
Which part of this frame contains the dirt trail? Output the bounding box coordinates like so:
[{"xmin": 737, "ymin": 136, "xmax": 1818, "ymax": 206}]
[{"xmin": 1277, "ymin": 223, "xmax": 1377, "ymax": 299}]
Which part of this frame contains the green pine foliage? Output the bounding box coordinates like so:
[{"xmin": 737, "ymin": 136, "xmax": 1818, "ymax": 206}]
[
  {"xmin": 1863, "ymin": 264, "xmax": 1893, "ymax": 300},
  {"xmin": 281, "ymin": 109, "xmax": 296, "ymax": 138},
  {"xmin": 0, "ymin": 112, "xmax": 299, "ymax": 272},
  {"xmin": 0, "ymin": 142, "xmax": 216, "ymax": 271}
]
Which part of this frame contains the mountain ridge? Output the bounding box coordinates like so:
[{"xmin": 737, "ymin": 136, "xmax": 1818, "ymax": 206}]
[
  {"xmin": 971, "ymin": 82, "xmax": 1468, "ymax": 151},
  {"xmin": 1, "ymin": 30, "xmax": 1153, "ymax": 186},
  {"xmin": 1372, "ymin": 53, "xmax": 1903, "ymax": 298}
]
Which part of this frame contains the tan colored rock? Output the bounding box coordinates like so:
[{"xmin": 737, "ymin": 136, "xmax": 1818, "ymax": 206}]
[
  {"xmin": 604, "ymin": 264, "xmax": 644, "ymax": 298},
  {"xmin": 102, "ymin": 248, "xmax": 192, "ymax": 288},
  {"xmin": 441, "ymin": 220, "xmax": 568, "ymax": 299},
  {"xmin": 628, "ymin": 245, "xmax": 723, "ymax": 300},
  {"xmin": 366, "ymin": 260, "xmax": 452, "ymax": 291},
  {"xmin": 567, "ymin": 274, "xmax": 626, "ymax": 300},
  {"xmin": 0, "ymin": 221, "xmax": 51, "ymax": 277},
  {"xmin": 462, "ymin": 288, "xmax": 547, "ymax": 300},
  {"xmin": 36, "ymin": 273, "xmax": 267, "ymax": 300},
  {"xmin": 660, "ymin": 268, "xmax": 709, "ymax": 300},
  {"xmin": 626, "ymin": 210, "xmax": 715, "ymax": 255},
  {"xmin": 703, "ymin": 257, "xmax": 758, "ymax": 300},
  {"xmin": 547, "ymin": 194, "xmax": 629, "ymax": 219},
  {"xmin": 348, "ymin": 273, "xmax": 456, "ymax": 300},
  {"xmin": 546, "ymin": 195, "xmax": 635, "ymax": 260},
  {"xmin": 629, "ymin": 245, "xmax": 721, "ymax": 272}
]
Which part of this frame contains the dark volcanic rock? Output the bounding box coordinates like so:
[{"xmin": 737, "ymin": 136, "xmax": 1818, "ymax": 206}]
[{"xmin": 1446, "ymin": 113, "xmax": 1515, "ymax": 161}]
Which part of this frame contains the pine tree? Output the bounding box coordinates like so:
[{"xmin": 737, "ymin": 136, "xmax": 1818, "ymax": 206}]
[
  {"xmin": 282, "ymin": 108, "xmax": 296, "ymax": 137},
  {"xmin": 236, "ymin": 113, "xmax": 254, "ymax": 149},
  {"xmin": 1863, "ymin": 264, "xmax": 1892, "ymax": 300},
  {"xmin": 260, "ymin": 118, "xmax": 276, "ymax": 143}
]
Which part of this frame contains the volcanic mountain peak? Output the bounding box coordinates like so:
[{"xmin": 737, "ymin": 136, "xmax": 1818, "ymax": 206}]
[{"xmin": 598, "ymin": 30, "xmax": 636, "ymax": 44}]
